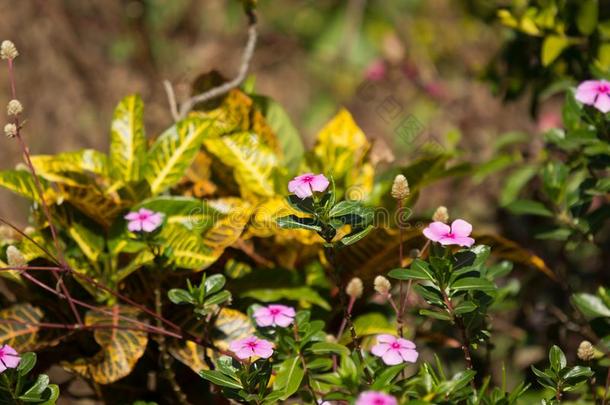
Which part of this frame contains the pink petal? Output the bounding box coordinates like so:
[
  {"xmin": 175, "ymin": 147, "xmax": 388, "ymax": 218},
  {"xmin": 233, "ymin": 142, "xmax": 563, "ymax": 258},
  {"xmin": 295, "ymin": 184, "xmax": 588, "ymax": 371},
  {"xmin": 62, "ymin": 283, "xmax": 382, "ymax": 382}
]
[
  {"xmin": 141, "ymin": 218, "xmax": 160, "ymax": 232},
  {"xmin": 451, "ymin": 219, "xmax": 472, "ymax": 237},
  {"xmin": 376, "ymin": 334, "xmax": 398, "ymax": 344},
  {"xmin": 293, "ymin": 184, "xmax": 313, "ymax": 199},
  {"xmin": 273, "ymin": 305, "xmax": 295, "ymax": 317},
  {"xmin": 381, "ymin": 350, "xmax": 404, "ymax": 365},
  {"xmin": 423, "ymin": 222, "xmax": 450, "ymax": 241},
  {"xmin": 594, "ymin": 94, "xmax": 610, "ymax": 113},
  {"xmin": 274, "ymin": 314, "xmax": 294, "ymax": 327},
  {"xmin": 229, "ymin": 339, "xmax": 244, "ymax": 353},
  {"xmin": 575, "ymin": 80, "xmax": 602, "ymax": 105},
  {"xmin": 399, "ymin": 348, "xmax": 419, "ymax": 363},
  {"xmin": 235, "ymin": 348, "xmax": 255, "ymax": 359},
  {"xmin": 253, "ymin": 307, "xmax": 271, "ymax": 318},
  {"xmin": 255, "ymin": 346, "xmax": 274, "ymax": 359},
  {"xmin": 397, "ymin": 338, "xmax": 416, "ymax": 350},
  {"xmin": 139, "ymin": 208, "xmax": 154, "ymax": 217},
  {"xmin": 309, "ymin": 174, "xmax": 329, "ymax": 192},
  {"xmin": 125, "ymin": 212, "xmax": 140, "ymax": 221},
  {"xmin": 371, "ymin": 343, "xmax": 390, "ymax": 357},
  {"xmin": 128, "ymin": 221, "xmax": 143, "ymax": 232},
  {"xmin": 453, "ymin": 236, "xmax": 475, "ymax": 247},
  {"xmin": 288, "ymin": 178, "xmax": 303, "ymax": 193},
  {"xmin": 0, "ymin": 363, "xmax": 5, "ymax": 373},
  {"xmin": 2, "ymin": 353, "xmax": 20, "ymax": 368},
  {"xmin": 254, "ymin": 314, "xmax": 274, "ymax": 327}
]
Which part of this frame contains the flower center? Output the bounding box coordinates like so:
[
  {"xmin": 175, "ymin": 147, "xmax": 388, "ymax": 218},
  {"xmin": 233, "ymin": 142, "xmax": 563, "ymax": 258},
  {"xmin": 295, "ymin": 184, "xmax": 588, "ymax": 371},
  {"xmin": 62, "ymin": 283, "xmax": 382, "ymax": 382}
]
[
  {"xmin": 301, "ymin": 175, "xmax": 314, "ymax": 183},
  {"xmin": 270, "ymin": 308, "xmax": 281, "ymax": 315},
  {"xmin": 247, "ymin": 342, "xmax": 257, "ymax": 348},
  {"xmin": 138, "ymin": 214, "xmax": 149, "ymax": 220},
  {"xmin": 374, "ymin": 399, "xmax": 386, "ymax": 405},
  {"xmin": 446, "ymin": 232, "xmax": 455, "ymax": 238},
  {"xmin": 0, "ymin": 349, "xmax": 4, "ymax": 357},
  {"xmin": 598, "ymin": 85, "xmax": 610, "ymax": 93},
  {"xmin": 390, "ymin": 342, "xmax": 401, "ymax": 349}
]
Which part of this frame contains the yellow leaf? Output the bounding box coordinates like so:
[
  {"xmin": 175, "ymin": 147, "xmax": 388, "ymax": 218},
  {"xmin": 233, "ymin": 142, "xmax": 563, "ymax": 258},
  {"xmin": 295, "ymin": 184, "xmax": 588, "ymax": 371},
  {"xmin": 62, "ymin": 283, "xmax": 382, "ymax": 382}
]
[
  {"xmin": 0, "ymin": 304, "xmax": 44, "ymax": 351},
  {"xmin": 62, "ymin": 306, "xmax": 148, "ymax": 384}
]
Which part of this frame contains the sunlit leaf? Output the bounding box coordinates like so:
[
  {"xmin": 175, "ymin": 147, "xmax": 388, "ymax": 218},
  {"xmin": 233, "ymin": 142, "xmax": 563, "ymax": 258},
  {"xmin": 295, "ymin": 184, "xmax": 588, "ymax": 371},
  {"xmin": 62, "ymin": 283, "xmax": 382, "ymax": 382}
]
[{"xmin": 109, "ymin": 94, "xmax": 146, "ymax": 183}]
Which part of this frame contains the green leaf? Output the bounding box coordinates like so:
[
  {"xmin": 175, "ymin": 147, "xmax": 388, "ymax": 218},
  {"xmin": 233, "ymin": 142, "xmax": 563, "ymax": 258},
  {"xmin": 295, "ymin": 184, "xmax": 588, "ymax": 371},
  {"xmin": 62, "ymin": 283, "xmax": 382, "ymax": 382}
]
[
  {"xmin": 505, "ymin": 199, "xmax": 554, "ymax": 217},
  {"xmin": 168, "ymin": 289, "xmax": 194, "ymax": 305},
  {"xmin": 451, "ymin": 277, "xmax": 496, "ymax": 293},
  {"xmin": 274, "ymin": 356, "xmax": 304, "ymax": 400},
  {"xmin": 454, "ymin": 300, "xmax": 478, "ymax": 315},
  {"xmin": 308, "ymin": 342, "xmax": 349, "ymax": 355},
  {"xmin": 205, "ymin": 290, "xmax": 232, "ymax": 306},
  {"xmin": 549, "ymin": 345, "xmax": 566, "ymax": 372},
  {"xmin": 109, "ymin": 94, "xmax": 146, "ymax": 183},
  {"xmin": 18, "ymin": 374, "xmax": 50, "ymax": 401},
  {"xmin": 340, "ymin": 225, "xmax": 374, "ymax": 246},
  {"xmin": 542, "ymin": 35, "xmax": 570, "ymax": 67},
  {"xmin": 242, "ymin": 287, "xmax": 330, "ymax": 310},
  {"xmin": 500, "ymin": 165, "xmax": 538, "ymax": 206},
  {"xmin": 419, "ymin": 309, "xmax": 452, "ymax": 321},
  {"xmin": 17, "ymin": 352, "xmax": 37, "ymax": 376},
  {"xmin": 371, "ymin": 364, "xmax": 405, "ymax": 390},
  {"xmin": 199, "ymin": 370, "xmax": 243, "ymax": 389},
  {"xmin": 39, "ymin": 384, "xmax": 60, "ymax": 405},
  {"xmin": 146, "ymin": 117, "xmax": 214, "ymax": 195},
  {"xmin": 252, "ymin": 95, "xmax": 304, "ymax": 175},
  {"xmin": 205, "ymin": 274, "xmax": 226, "ymax": 295},
  {"xmin": 576, "ymin": 0, "xmax": 598, "ymax": 35},
  {"xmin": 277, "ymin": 215, "xmax": 322, "ymax": 232},
  {"xmin": 572, "ymin": 293, "xmax": 610, "ymax": 319}
]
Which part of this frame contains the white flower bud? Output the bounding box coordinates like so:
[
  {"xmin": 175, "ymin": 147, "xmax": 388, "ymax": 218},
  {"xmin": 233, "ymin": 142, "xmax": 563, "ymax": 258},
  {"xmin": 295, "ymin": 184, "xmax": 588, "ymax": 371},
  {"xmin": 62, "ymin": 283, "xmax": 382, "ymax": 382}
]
[
  {"xmin": 4, "ymin": 123, "xmax": 16, "ymax": 138},
  {"xmin": 346, "ymin": 277, "xmax": 363, "ymax": 299},
  {"xmin": 7, "ymin": 99, "xmax": 22, "ymax": 116},
  {"xmin": 0, "ymin": 41, "xmax": 18, "ymax": 60},
  {"xmin": 577, "ymin": 340, "xmax": 595, "ymax": 361},
  {"xmin": 391, "ymin": 174, "xmax": 410, "ymax": 200},
  {"xmin": 432, "ymin": 206, "xmax": 449, "ymax": 223},
  {"xmin": 6, "ymin": 245, "xmax": 26, "ymax": 268},
  {"xmin": 374, "ymin": 275, "xmax": 392, "ymax": 295}
]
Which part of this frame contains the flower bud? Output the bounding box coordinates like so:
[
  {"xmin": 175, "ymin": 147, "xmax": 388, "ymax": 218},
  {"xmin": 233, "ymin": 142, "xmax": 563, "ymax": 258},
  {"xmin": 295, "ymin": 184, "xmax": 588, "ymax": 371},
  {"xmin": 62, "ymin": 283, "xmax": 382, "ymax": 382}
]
[
  {"xmin": 577, "ymin": 340, "xmax": 595, "ymax": 361},
  {"xmin": 374, "ymin": 275, "xmax": 392, "ymax": 296},
  {"xmin": 0, "ymin": 40, "xmax": 18, "ymax": 60},
  {"xmin": 391, "ymin": 174, "xmax": 410, "ymax": 200},
  {"xmin": 4, "ymin": 123, "xmax": 16, "ymax": 138},
  {"xmin": 7, "ymin": 99, "xmax": 22, "ymax": 116},
  {"xmin": 432, "ymin": 206, "xmax": 449, "ymax": 223},
  {"xmin": 346, "ymin": 277, "xmax": 363, "ymax": 299},
  {"xmin": 6, "ymin": 245, "xmax": 26, "ymax": 268},
  {"xmin": 325, "ymin": 334, "xmax": 337, "ymax": 343}
]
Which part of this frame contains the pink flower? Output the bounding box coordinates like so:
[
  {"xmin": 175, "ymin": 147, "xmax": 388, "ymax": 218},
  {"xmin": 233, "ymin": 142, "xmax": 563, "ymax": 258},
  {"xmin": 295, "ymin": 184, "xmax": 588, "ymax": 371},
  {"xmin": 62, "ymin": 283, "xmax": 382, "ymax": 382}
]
[
  {"xmin": 125, "ymin": 208, "xmax": 164, "ymax": 232},
  {"xmin": 365, "ymin": 59, "xmax": 387, "ymax": 82},
  {"xmin": 423, "ymin": 219, "xmax": 475, "ymax": 247},
  {"xmin": 253, "ymin": 304, "xmax": 296, "ymax": 328},
  {"xmin": 229, "ymin": 336, "xmax": 274, "ymax": 360},
  {"xmin": 0, "ymin": 344, "xmax": 20, "ymax": 373},
  {"xmin": 575, "ymin": 80, "xmax": 610, "ymax": 113},
  {"xmin": 288, "ymin": 173, "xmax": 330, "ymax": 199},
  {"xmin": 371, "ymin": 334, "xmax": 418, "ymax": 365},
  {"xmin": 355, "ymin": 391, "xmax": 397, "ymax": 405}
]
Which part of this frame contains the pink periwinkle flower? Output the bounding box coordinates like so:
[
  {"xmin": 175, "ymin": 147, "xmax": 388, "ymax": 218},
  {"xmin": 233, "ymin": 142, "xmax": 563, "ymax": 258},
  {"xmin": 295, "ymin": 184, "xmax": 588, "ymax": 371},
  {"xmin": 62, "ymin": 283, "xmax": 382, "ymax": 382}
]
[
  {"xmin": 0, "ymin": 344, "xmax": 20, "ymax": 373},
  {"xmin": 365, "ymin": 59, "xmax": 387, "ymax": 82},
  {"xmin": 229, "ymin": 336, "xmax": 274, "ymax": 360},
  {"xmin": 125, "ymin": 208, "xmax": 164, "ymax": 232},
  {"xmin": 575, "ymin": 80, "xmax": 610, "ymax": 113},
  {"xmin": 355, "ymin": 391, "xmax": 397, "ymax": 405},
  {"xmin": 423, "ymin": 219, "xmax": 475, "ymax": 247},
  {"xmin": 253, "ymin": 304, "xmax": 296, "ymax": 328},
  {"xmin": 371, "ymin": 334, "xmax": 418, "ymax": 365},
  {"xmin": 288, "ymin": 173, "xmax": 329, "ymax": 199}
]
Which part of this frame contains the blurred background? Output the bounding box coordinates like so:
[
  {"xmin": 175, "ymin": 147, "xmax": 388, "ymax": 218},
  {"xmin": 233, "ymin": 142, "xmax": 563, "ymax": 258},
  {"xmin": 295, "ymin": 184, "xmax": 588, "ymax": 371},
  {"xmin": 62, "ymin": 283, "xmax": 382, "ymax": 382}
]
[{"xmin": 0, "ymin": 0, "xmax": 544, "ymax": 227}]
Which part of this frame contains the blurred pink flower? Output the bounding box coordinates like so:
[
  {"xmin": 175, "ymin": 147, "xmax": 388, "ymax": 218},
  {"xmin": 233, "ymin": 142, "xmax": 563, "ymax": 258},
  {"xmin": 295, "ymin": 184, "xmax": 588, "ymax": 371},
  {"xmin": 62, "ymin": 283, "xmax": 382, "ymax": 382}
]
[
  {"xmin": 371, "ymin": 334, "xmax": 418, "ymax": 365},
  {"xmin": 253, "ymin": 304, "xmax": 296, "ymax": 328},
  {"xmin": 423, "ymin": 219, "xmax": 475, "ymax": 247},
  {"xmin": 229, "ymin": 336, "xmax": 274, "ymax": 360},
  {"xmin": 0, "ymin": 344, "xmax": 20, "ymax": 373},
  {"xmin": 288, "ymin": 173, "xmax": 329, "ymax": 199},
  {"xmin": 575, "ymin": 80, "xmax": 610, "ymax": 113},
  {"xmin": 125, "ymin": 208, "xmax": 163, "ymax": 232},
  {"xmin": 365, "ymin": 59, "xmax": 387, "ymax": 82},
  {"xmin": 355, "ymin": 391, "xmax": 397, "ymax": 405}
]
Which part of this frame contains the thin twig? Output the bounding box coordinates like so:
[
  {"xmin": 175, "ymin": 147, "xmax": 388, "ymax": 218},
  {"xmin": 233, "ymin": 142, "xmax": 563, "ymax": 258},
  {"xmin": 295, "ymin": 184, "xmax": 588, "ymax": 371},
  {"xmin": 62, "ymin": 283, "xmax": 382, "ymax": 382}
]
[{"xmin": 165, "ymin": 10, "xmax": 258, "ymax": 121}]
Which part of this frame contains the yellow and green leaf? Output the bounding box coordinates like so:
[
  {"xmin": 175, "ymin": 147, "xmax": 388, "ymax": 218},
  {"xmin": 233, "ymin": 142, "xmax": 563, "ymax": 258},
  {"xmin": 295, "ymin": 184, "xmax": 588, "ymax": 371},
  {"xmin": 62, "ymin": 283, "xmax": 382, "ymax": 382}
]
[
  {"xmin": 0, "ymin": 304, "xmax": 44, "ymax": 351},
  {"xmin": 109, "ymin": 95, "xmax": 146, "ymax": 183}
]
